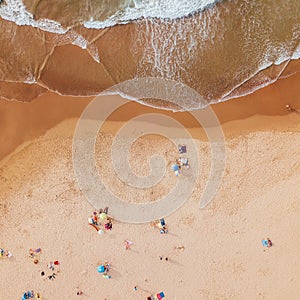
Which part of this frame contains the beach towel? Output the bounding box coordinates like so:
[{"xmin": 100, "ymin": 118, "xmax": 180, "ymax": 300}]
[
  {"xmin": 157, "ymin": 292, "xmax": 165, "ymax": 299},
  {"xmin": 262, "ymin": 240, "xmax": 268, "ymax": 247},
  {"xmin": 157, "ymin": 223, "xmax": 163, "ymax": 229},
  {"xmin": 178, "ymin": 145, "xmax": 187, "ymax": 154},
  {"xmin": 100, "ymin": 213, "xmax": 107, "ymax": 220}
]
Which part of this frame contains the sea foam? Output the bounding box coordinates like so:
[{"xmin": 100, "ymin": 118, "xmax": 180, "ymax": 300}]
[
  {"xmin": 84, "ymin": 0, "xmax": 219, "ymax": 29},
  {"xmin": 0, "ymin": 0, "xmax": 67, "ymax": 33},
  {"xmin": 0, "ymin": 0, "xmax": 219, "ymax": 32}
]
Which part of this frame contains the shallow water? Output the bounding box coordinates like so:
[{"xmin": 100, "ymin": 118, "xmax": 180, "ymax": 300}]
[{"xmin": 0, "ymin": 0, "xmax": 299, "ymax": 109}]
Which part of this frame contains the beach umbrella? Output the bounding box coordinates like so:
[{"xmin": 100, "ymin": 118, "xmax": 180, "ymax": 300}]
[
  {"xmin": 97, "ymin": 265, "xmax": 105, "ymax": 273},
  {"xmin": 171, "ymin": 164, "xmax": 179, "ymax": 171}
]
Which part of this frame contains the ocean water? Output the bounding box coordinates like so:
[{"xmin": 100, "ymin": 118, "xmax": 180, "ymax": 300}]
[{"xmin": 0, "ymin": 0, "xmax": 299, "ymax": 109}]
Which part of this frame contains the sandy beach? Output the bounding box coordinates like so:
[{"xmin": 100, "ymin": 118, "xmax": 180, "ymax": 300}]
[{"xmin": 0, "ymin": 72, "xmax": 300, "ymax": 299}]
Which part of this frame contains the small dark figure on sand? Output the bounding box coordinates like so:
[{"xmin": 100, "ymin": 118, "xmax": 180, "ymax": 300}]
[
  {"xmin": 267, "ymin": 238, "xmax": 272, "ymax": 248},
  {"xmin": 286, "ymin": 104, "xmax": 298, "ymax": 113}
]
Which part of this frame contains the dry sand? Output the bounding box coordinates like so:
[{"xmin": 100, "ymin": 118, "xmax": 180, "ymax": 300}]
[{"xmin": 0, "ymin": 73, "xmax": 300, "ymax": 299}]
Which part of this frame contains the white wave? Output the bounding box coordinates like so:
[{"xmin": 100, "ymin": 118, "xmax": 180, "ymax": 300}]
[
  {"xmin": 292, "ymin": 45, "xmax": 300, "ymax": 60},
  {"xmin": 291, "ymin": 31, "xmax": 300, "ymax": 60},
  {"xmin": 23, "ymin": 73, "xmax": 36, "ymax": 84},
  {"xmin": 0, "ymin": 1, "xmax": 103, "ymax": 63},
  {"xmin": 84, "ymin": 0, "xmax": 219, "ymax": 29},
  {"xmin": 0, "ymin": 0, "xmax": 67, "ymax": 33},
  {"xmin": 291, "ymin": 23, "xmax": 300, "ymax": 59},
  {"xmin": 0, "ymin": 0, "xmax": 219, "ymax": 32}
]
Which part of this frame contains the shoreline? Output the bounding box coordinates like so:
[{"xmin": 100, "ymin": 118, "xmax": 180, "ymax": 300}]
[{"xmin": 1, "ymin": 71, "xmax": 300, "ymax": 162}]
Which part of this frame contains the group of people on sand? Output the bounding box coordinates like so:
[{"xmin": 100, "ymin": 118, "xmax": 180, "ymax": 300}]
[
  {"xmin": 28, "ymin": 247, "xmax": 60, "ymax": 283},
  {"xmin": 97, "ymin": 262, "xmax": 111, "ymax": 279},
  {"xmin": 151, "ymin": 218, "xmax": 168, "ymax": 234},
  {"xmin": 171, "ymin": 145, "xmax": 190, "ymax": 176},
  {"xmin": 88, "ymin": 207, "xmax": 113, "ymax": 234},
  {"xmin": 0, "ymin": 248, "xmax": 12, "ymax": 258},
  {"xmin": 29, "ymin": 248, "xmax": 42, "ymax": 264},
  {"xmin": 44, "ymin": 260, "xmax": 60, "ymax": 280},
  {"xmin": 22, "ymin": 290, "xmax": 41, "ymax": 299}
]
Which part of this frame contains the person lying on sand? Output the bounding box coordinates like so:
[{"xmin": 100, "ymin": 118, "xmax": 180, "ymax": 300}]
[
  {"xmin": 124, "ymin": 240, "xmax": 133, "ymax": 250},
  {"xmin": 267, "ymin": 238, "xmax": 272, "ymax": 248},
  {"xmin": 262, "ymin": 238, "xmax": 273, "ymax": 249},
  {"xmin": 0, "ymin": 249, "xmax": 12, "ymax": 258},
  {"xmin": 48, "ymin": 273, "xmax": 56, "ymax": 280}
]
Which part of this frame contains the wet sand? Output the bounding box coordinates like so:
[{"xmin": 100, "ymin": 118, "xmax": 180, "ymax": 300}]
[{"xmin": 1, "ymin": 72, "xmax": 299, "ymax": 161}]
